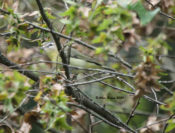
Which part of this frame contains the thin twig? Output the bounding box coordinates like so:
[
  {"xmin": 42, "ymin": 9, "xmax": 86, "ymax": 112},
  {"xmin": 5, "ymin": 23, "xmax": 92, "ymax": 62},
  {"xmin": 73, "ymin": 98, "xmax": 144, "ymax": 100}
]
[
  {"xmin": 1, "ymin": 7, "xmax": 132, "ymax": 69},
  {"xmin": 26, "ymin": 21, "xmax": 132, "ymax": 69},
  {"xmin": 4, "ymin": 60, "xmax": 134, "ymax": 78},
  {"xmin": 136, "ymin": 115, "xmax": 175, "ymax": 131},
  {"xmin": 159, "ymin": 80, "xmax": 175, "ymax": 84},
  {"xmin": 126, "ymin": 98, "xmax": 140, "ymax": 125},
  {"xmin": 67, "ymin": 103, "xmax": 122, "ymax": 130},
  {"xmin": 145, "ymin": 0, "xmax": 175, "ymax": 20},
  {"xmin": 116, "ymin": 76, "xmax": 135, "ymax": 91},
  {"xmin": 0, "ymin": 8, "xmax": 10, "ymax": 14},
  {"xmin": 0, "ymin": 96, "xmax": 28, "ymax": 123},
  {"xmin": 162, "ymin": 114, "xmax": 175, "ymax": 133},
  {"xmin": 151, "ymin": 88, "xmax": 159, "ymax": 115},
  {"xmin": 35, "ymin": 1, "xmax": 136, "ymax": 132},
  {"xmin": 65, "ymin": 75, "xmax": 115, "ymax": 87}
]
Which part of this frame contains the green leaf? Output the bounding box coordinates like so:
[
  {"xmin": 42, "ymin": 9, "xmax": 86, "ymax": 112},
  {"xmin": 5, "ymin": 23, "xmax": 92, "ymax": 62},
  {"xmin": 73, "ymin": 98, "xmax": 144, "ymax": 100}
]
[
  {"xmin": 4, "ymin": 99, "xmax": 14, "ymax": 113},
  {"xmin": 115, "ymin": 28, "xmax": 125, "ymax": 41},
  {"xmin": 97, "ymin": 19, "xmax": 113, "ymax": 31},
  {"xmin": 165, "ymin": 120, "xmax": 175, "ymax": 132},
  {"xmin": 104, "ymin": 8, "xmax": 116, "ymax": 15},
  {"xmin": 117, "ymin": 0, "xmax": 132, "ymax": 8},
  {"xmin": 89, "ymin": 6, "xmax": 105, "ymax": 20},
  {"xmin": 14, "ymin": 71, "xmax": 25, "ymax": 82},
  {"xmin": 92, "ymin": 32, "xmax": 107, "ymax": 43},
  {"xmin": 59, "ymin": 102, "xmax": 70, "ymax": 112},
  {"xmin": 60, "ymin": 6, "xmax": 76, "ymax": 18},
  {"xmin": 60, "ymin": 18, "xmax": 71, "ymax": 24},
  {"xmin": 0, "ymin": 92, "xmax": 8, "ymax": 101},
  {"xmin": 30, "ymin": 122, "xmax": 45, "ymax": 133},
  {"xmin": 46, "ymin": 11, "xmax": 56, "ymax": 19},
  {"xmin": 159, "ymin": 72, "xmax": 168, "ymax": 76},
  {"xmin": 128, "ymin": 1, "xmax": 160, "ymax": 26},
  {"xmin": 95, "ymin": 47, "xmax": 106, "ymax": 54},
  {"xmin": 17, "ymin": 23, "xmax": 29, "ymax": 31},
  {"xmin": 54, "ymin": 116, "xmax": 72, "ymax": 130},
  {"xmin": 7, "ymin": 8, "xmax": 14, "ymax": 14}
]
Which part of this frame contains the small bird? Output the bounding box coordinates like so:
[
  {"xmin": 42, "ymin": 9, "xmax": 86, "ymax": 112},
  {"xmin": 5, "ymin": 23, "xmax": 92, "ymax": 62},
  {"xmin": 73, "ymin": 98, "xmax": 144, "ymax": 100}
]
[{"xmin": 41, "ymin": 41, "xmax": 100, "ymax": 68}]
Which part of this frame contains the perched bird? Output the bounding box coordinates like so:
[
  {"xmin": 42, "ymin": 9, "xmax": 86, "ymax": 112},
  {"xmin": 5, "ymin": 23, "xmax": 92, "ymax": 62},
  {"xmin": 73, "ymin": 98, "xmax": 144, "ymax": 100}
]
[{"xmin": 41, "ymin": 41, "xmax": 100, "ymax": 68}]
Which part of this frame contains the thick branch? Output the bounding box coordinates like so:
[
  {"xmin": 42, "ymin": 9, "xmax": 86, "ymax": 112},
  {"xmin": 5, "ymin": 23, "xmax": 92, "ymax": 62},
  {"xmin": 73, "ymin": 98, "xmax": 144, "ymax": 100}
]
[
  {"xmin": 35, "ymin": 0, "xmax": 135, "ymax": 132},
  {"xmin": 0, "ymin": 51, "xmax": 39, "ymax": 81}
]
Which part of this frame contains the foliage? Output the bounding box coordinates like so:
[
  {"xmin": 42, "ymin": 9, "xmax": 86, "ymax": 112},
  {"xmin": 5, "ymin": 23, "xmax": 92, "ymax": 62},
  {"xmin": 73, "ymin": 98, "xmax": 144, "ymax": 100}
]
[{"xmin": 0, "ymin": 0, "xmax": 175, "ymax": 133}]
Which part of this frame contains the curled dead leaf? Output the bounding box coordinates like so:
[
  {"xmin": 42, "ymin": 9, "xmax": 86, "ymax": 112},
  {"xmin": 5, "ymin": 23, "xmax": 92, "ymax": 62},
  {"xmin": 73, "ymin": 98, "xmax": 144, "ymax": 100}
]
[{"xmin": 134, "ymin": 56, "xmax": 161, "ymax": 101}]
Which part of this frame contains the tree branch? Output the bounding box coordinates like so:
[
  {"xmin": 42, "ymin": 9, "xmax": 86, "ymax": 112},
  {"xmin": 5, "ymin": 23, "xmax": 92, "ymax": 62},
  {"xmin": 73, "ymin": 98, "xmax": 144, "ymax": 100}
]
[
  {"xmin": 0, "ymin": 51, "xmax": 39, "ymax": 81},
  {"xmin": 35, "ymin": 0, "xmax": 136, "ymax": 132}
]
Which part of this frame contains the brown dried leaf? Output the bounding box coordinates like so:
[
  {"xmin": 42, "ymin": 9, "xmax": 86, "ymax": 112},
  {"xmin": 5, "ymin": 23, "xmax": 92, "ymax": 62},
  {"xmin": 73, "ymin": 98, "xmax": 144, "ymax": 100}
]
[
  {"xmin": 12, "ymin": 1, "xmax": 19, "ymax": 13},
  {"xmin": 52, "ymin": 83, "xmax": 65, "ymax": 96},
  {"xmin": 131, "ymin": 12, "xmax": 140, "ymax": 26},
  {"xmin": 7, "ymin": 48, "xmax": 35, "ymax": 63},
  {"xmin": 147, "ymin": 0, "xmax": 160, "ymax": 9},
  {"xmin": 133, "ymin": 89, "xmax": 145, "ymax": 102},
  {"xmin": 161, "ymin": 0, "xmax": 174, "ymax": 12},
  {"xmin": 24, "ymin": 111, "xmax": 40, "ymax": 124},
  {"xmin": 150, "ymin": 0, "xmax": 160, "ymax": 6},
  {"xmin": 28, "ymin": 11, "xmax": 40, "ymax": 17},
  {"xmin": 71, "ymin": 109, "xmax": 86, "ymax": 122},
  {"xmin": 79, "ymin": 19, "xmax": 90, "ymax": 31},
  {"xmin": 140, "ymin": 116, "xmax": 161, "ymax": 133},
  {"xmin": 123, "ymin": 29, "xmax": 140, "ymax": 51},
  {"xmin": 134, "ymin": 56, "xmax": 161, "ymax": 98},
  {"xmin": 3, "ymin": 71, "xmax": 14, "ymax": 77},
  {"xmin": 18, "ymin": 122, "xmax": 32, "ymax": 133},
  {"xmin": 120, "ymin": 128, "xmax": 128, "ymax": 133},
  {"xmin": 70, "ymin": 110, "xmax": 79, "ymax": 115}
]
